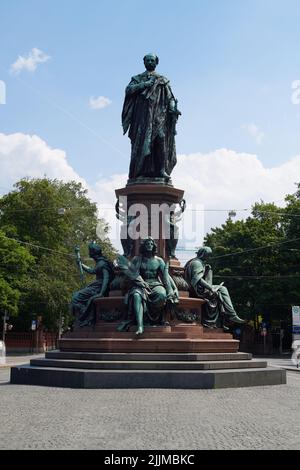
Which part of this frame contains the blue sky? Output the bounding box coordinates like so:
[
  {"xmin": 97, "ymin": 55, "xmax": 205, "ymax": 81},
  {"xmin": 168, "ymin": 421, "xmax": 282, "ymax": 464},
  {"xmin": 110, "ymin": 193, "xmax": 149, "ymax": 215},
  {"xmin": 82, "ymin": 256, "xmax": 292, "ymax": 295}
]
[
  {"xmin": 1, "ymin": 0, "xmax": 300, "ymax": 252},
  {"xmin": 1, "ymin": 0, "xmax": 300, "ymax": 180}
]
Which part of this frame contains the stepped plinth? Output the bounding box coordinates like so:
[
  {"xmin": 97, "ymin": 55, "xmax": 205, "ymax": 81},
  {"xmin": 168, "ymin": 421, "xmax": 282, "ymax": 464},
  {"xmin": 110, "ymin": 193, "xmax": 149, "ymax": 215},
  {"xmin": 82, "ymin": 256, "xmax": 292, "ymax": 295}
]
[
  {"xmin": 11, "ymin": 351, "xmax": 286, "ymax": 389},
  {"xmin": 10, "ymin": 182, "xmax": 287, "ymax": 388}
]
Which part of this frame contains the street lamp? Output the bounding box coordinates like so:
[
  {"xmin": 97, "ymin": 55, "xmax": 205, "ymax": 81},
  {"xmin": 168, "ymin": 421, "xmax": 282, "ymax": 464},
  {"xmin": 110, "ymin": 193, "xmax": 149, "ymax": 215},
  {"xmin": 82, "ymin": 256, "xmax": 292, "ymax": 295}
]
[
  {"xmin": 2, "ymin": 310, "xmax": 8, "ymax": 343},
  {"xmin": 0, "ymin": 311, "xmax": 8, "ymax": 365}
]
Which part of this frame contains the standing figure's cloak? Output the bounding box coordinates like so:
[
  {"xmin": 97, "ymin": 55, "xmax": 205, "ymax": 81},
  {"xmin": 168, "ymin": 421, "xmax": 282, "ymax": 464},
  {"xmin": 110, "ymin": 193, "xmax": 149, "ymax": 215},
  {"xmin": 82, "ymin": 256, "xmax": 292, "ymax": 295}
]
[{"xmin": 122, "ymin": 71, "xmax": 177, "ymax": 179}]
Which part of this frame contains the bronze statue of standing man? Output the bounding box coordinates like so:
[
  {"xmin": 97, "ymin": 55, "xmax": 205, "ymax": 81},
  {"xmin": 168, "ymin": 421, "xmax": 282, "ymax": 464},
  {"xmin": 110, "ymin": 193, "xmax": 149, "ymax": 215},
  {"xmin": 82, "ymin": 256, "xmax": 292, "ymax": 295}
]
[{"xmin": 122, "ymin": 54, "xmax": 181, "ymax": 181}]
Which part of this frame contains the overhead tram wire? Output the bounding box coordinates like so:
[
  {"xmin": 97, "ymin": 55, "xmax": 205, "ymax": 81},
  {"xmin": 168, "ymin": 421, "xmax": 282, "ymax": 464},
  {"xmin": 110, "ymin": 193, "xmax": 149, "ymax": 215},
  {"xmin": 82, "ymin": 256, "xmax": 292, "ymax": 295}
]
[
  {"xmin": 1, "ymin": 235, "xmax": 76, "ymax": 259},
  {"xmin": 1, "ymin": 203, "xmax": 300, "ymax": 217},
  {"xmin": 2, "ymin": 234, "xmax": 300, "ymax": 260},
  {"xmin": 0, "ymin": 234, "xmax": 108, "ymax": 263}
]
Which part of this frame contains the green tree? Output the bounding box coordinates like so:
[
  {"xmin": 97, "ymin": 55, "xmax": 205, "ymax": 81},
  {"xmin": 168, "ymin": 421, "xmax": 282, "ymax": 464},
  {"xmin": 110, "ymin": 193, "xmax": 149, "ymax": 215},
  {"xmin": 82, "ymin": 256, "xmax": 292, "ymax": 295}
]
[
  {"xmin": 0, "ymin": 230, "xmax": 34, "ymax": 316},
  {"xmin": 204, "ymin": 198, "xmax": 300, "ymax": 329}
]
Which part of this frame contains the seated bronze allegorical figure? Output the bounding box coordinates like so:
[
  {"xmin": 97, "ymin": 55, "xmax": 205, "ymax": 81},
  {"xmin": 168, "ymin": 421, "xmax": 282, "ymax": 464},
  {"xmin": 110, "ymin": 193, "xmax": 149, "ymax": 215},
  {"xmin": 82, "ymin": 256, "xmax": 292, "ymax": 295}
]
[
  {"xmin": 117, "ymin": 237, "xmax": 179, "ymax": 335},
  {"xmin": 71, "ymin": 242, "xmax": 114, "ymax": 327},
  {"xmin": 184, "ymin": 246, "xmax": 245, "ymax": 331}
]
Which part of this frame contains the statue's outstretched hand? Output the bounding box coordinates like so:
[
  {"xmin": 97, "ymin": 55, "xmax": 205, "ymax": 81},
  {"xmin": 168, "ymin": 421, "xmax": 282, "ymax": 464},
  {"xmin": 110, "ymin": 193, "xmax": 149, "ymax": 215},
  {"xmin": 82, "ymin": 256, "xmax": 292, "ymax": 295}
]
[
  {"xmin": 169, "ymin": 106, "xmax": 181, "ymax": 116},
  {"xmin": 167, "ymin": 290, "xmax": 179, "ymax": 304},
  {"xmin": 212, "ymin": 283, "xmax": 223, "ymax": 294},
  {"xmin": 172, "ymin": 286, "xmax": 179, "ymax": 301},
  {"xmin": 141, "ymin": 280, "xmax": 151, "ymax": 291},
  {"xmin": 91, "ymin": 293, "xmax": 104, "ymax": 301},
  {"xmin": 143, "ymin": 77, "xmax": 156, "ymax": 88},
  {"xmin": 207, "ymin": 289, "xmax": 216, "ymax": 299}
]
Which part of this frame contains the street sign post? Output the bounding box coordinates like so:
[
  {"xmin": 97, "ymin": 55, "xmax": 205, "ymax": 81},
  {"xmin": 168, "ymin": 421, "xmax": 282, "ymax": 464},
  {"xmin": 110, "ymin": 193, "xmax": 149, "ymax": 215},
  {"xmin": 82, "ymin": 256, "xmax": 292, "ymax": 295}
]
[
  {"xmin": 292, "ymin": 306, "xmax": 300, "ymax": 341},
  {"xmin": 2, "ymin": 311, "xmax": 8, "ymax": 343},
  {"xmin": 0, "ymin": 340, "xmax": 5, "ymax": 365},
  {"xmin": 260, "ymin": 326, "xmax": 267, "ymax": 354}
]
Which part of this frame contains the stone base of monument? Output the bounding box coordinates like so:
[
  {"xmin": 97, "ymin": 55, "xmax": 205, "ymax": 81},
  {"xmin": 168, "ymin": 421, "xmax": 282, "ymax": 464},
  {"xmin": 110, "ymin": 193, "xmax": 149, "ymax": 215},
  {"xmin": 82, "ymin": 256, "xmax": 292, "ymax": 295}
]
[
  {"xmin": 57, "ymin": 324, "xmax": 240, "ymax": 353},
  {"xmin": 54, "ymin": 296, "xmax": 242, "ymax": 354},
  {"xmin": 10, "ymin": 351, "xmax": 286, "ymax": 388},
  {"xmin": 10, "ymin": 294, "xmax": 287, "ymax": 388}
]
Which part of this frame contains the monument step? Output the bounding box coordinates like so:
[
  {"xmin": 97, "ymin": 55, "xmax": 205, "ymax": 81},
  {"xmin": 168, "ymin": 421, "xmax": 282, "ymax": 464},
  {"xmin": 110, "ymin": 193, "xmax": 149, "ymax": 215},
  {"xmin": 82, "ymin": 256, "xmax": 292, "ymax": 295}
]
[
  {"xmin": 65, "ymin": 331, "xmax": 191, "ymax": 339},
  {"xmin": 65, "ymin": 331, "xmax": 233, "ymax": 339},
  {"xmin": 45, "ymin": 350, "xmax": 252, "ymax": 361},
  {"xmin": 10, "ymin": 365, "xmax": 286, "ymax": 389},
  {"xmin": 58, "ymin": 337, "xmax": 239, "ymax": 353},
  {"xmin": 30, "ymin": 358, "xmax": 267, "ymax": 370}
]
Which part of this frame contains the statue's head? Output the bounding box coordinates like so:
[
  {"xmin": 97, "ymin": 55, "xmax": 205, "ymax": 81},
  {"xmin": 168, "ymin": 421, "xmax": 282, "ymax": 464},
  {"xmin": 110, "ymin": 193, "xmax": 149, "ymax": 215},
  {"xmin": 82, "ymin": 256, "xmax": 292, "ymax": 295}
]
[
  {"xmin": 196, "ymin": 246, "xmax": 212, "ymax": 260},
  {"xmin": 88, "ymin": 241, "xmax": 103, "ymax": 259},
  {"xmin": 143, "ymin": 53, "xmax": 159, "ymax": 72},
  {"xmin": 139, "ymin": 236, "xmax": 157, "ymax": 255}
]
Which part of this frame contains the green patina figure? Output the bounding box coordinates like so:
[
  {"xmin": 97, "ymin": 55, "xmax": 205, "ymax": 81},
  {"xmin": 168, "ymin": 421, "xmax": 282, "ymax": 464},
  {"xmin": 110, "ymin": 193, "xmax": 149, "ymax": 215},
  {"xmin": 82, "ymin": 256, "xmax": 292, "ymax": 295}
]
[
  {"xmin": 117, "ymin": 237, "xmax": 179, "ymax": 335},
  {"xmin": 115, "ymin": 199, "xmax": 136, "ymax": 258},
  {"xmin": 122, "ymin": 53, "xmax": 181, "ymax": 181},
  {"xmin": 71, "ymin": 242, "xmax": 114, "ymax": 327},
  {"xmin": 184, "ymin": 246, "xmax": 245, "ymax": 330},
  {"xmin": 165, "ymin": 199, "xmax": 186, "ymax": 259}
]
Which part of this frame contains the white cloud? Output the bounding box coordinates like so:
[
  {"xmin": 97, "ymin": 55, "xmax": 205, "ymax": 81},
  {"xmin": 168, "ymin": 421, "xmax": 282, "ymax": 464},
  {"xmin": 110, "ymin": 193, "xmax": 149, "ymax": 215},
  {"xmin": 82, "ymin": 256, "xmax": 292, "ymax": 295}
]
[
  {"xmin": 0, "ymin": 131, "xmax": 121, "ymax": 248},
  {"xmin": 243, "ymin": 123, "xmax": 264, "ymax": 144},
  {"xmin": 1, "ymin": 133, "xmax": 299, "ymax": 255},
  {"xmin": 10, "ymin": 48, "xmax": 50, "ymax": 75},
  {"xmin": 172, "ymin": 149, "xmax": 298, "ymax": 240},
  {"xmin": 0, "ymin": 132, "xmax": 85, "ymax": 187},
  {"xmin": 89, "ymin": 96, "xmax": 112, "ymax": 110},
  {"xmin": 0, "ymin": 80, "xmax": 6, "ymax": 105},
  {"xmin": 88, "ymin": 149, "xmax": 300, "ymax": 253},
  {"xmin": 89, "ymin": 174, "xmax": 127, "ymax": 251}
]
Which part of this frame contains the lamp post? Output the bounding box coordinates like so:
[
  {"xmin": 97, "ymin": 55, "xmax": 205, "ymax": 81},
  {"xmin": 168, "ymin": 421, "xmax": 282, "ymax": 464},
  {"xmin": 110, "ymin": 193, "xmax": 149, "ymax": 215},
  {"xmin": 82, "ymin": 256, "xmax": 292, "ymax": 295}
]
[
  {"xmin": 2, "ymin": 310, "xmax": 8, "ymax": 343},
  {"xmin": 58, "ymin": 311, "xmax": 62, "ymax": 340},
  {"xmin": 0, "ymin": 311, "xmax": 7, "ymax": 365}
]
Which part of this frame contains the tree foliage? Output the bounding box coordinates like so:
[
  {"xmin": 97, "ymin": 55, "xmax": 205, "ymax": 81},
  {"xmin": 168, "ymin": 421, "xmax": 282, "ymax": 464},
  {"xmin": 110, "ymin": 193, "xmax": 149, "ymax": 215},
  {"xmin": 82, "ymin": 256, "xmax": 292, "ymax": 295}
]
[
  {"xmin": 0, "ymin": 230, "xmax": 34, "ymax": 316},
  {"xmin": 204, "ymin": 190, "xmax": 300, "ymax": 329}
]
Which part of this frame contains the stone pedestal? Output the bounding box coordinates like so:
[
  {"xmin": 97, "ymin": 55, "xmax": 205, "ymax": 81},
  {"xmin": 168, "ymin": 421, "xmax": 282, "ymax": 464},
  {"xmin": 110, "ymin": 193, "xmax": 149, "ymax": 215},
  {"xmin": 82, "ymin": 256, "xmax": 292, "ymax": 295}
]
[
  {"xmin": 59, "ymin": 296, "xmax": 239, "ymax": 353},
  {"xmin": 10, "ymin": 183, "xmax": 288, "ymax": 388},
  {"xmin": 62, "ymin": 181, "xmax": 242, "ymax": 355},
  {"xmin": 115, "ymin": 182, "xmax": 184, "ymax": 259}
]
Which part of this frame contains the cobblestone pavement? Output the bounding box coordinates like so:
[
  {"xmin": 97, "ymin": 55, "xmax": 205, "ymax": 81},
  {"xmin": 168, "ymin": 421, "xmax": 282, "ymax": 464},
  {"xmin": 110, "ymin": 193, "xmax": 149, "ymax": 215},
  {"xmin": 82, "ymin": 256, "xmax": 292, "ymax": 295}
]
[
  {"xmin": 0, "ymin": 365, "xmax": 300, "ymax": 450},
  {"xmin": 257, "ymin": 356, "xmax": 300, "ymax": 371},
  {"xmin": 0, "ymin": 353, "xmax": 45, "ymax": 369}
]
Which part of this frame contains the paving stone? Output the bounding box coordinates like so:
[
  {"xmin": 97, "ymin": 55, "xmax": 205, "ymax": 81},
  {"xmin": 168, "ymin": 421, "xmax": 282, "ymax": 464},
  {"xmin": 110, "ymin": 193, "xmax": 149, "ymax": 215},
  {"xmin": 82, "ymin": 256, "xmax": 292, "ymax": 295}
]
[{"xmin": 0, "ymin": 367, "xmax": 299, "ymax": 449}]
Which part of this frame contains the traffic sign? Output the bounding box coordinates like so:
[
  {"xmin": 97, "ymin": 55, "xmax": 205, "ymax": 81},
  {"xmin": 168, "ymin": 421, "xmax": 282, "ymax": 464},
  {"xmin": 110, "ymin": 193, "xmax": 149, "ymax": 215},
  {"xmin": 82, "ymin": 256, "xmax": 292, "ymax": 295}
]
[{"xmin": 292, "ymin": 306, "xmax": 300, "ymax": 326}]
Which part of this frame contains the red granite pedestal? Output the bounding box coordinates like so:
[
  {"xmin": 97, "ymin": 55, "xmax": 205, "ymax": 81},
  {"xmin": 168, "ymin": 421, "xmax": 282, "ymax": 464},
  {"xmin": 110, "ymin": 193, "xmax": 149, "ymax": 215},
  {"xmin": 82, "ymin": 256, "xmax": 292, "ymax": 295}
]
[
  {"xmin": 115, "ymin": 182, "xmax": 184, "ymax": 258},
  {"xmin": 59, "ymin": 182, "xmax": 240, "ymax": 354},
  {"xmin": 60, "ymin": 296, "xmax": 239, "ymax": 353},
  {"xmin": 59, "ymin": 180, "xmax": 239, "ymax": 353}
]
